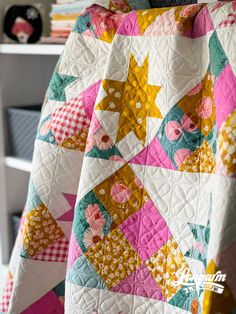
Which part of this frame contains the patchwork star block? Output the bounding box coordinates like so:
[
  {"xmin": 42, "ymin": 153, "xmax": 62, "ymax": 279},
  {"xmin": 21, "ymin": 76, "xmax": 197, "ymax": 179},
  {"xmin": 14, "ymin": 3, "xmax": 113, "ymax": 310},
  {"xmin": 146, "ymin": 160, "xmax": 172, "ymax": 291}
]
[
  {"xmin": 96, "ymin": 54, "xmax": 162, "ymax": 144},
  {"xmin": 85, "ymin": 228, "xmax": 142, "ymax": 289},
  {"xmin": 93, "ymin": 163, "xmax": 150, "ymax": 225},
  {"xmin": 120, "ymin": 199, "xmax": 171, "ymax": 261},
  {"xmin": 145, "ymin": 237, "xmax": 191, "ymax": 301}
]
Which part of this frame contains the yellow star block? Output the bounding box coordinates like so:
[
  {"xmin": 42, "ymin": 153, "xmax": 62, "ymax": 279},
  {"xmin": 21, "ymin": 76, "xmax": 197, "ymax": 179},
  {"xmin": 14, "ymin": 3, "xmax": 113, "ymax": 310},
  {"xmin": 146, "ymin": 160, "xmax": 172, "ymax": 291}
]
[{"xmin": 96, "ymin": 54, "xmax": 162, "ymax": 144}]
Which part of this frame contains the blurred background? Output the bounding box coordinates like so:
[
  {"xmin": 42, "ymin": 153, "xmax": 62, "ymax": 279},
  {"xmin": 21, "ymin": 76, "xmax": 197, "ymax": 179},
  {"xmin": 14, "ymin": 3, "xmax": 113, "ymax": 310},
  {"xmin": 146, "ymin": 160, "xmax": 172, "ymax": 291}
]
[{"xmin": 0, "ymin": 0, "xmax": 88, "ymax": 284}]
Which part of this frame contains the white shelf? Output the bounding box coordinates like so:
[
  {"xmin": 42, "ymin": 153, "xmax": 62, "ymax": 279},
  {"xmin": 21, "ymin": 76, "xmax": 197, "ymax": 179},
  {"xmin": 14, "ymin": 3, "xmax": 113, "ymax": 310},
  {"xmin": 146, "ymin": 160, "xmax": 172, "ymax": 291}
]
[
  {"xmin": 0, "ymin": 44, "xmax": 64, "ymax": 55},
  {"xmin": 5, "ymin": 157, "xmax": 32, "ymax": 173}
]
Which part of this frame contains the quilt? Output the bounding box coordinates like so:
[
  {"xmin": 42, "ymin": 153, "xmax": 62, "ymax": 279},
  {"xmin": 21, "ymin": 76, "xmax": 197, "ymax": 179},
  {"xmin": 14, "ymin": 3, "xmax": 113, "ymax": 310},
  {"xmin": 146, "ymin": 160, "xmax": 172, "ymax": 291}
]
[{"xmin": 1, "ymin": 1, "xmax": 236, "ymax": 313}]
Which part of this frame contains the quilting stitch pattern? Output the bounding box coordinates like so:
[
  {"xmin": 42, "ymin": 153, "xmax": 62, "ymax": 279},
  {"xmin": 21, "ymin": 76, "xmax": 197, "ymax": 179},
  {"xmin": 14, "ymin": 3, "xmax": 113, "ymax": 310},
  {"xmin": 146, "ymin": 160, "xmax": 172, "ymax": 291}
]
[{"xmin": 2, "ymin": 1, "xmax": 236, "ymax": 314}]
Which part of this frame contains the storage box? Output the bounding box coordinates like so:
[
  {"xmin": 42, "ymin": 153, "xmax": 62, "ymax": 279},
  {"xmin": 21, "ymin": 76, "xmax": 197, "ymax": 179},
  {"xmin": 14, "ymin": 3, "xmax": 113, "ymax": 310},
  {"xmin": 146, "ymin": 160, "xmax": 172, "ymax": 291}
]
[{"xmin": 6, "ymin": 105, "xmax": 41, "ymax": 160}]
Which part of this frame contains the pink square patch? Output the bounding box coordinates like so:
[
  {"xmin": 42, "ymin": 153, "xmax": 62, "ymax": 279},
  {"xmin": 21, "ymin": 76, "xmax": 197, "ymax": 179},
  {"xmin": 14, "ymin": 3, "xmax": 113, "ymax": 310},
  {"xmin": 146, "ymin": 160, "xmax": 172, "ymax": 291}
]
[
  {"xmin": 120, "ymin": 199, "xmax": 171, "ymax": 261},
  {"xmin": 112, "ymin": 264, "xmax": 165, "ymax": 301}
]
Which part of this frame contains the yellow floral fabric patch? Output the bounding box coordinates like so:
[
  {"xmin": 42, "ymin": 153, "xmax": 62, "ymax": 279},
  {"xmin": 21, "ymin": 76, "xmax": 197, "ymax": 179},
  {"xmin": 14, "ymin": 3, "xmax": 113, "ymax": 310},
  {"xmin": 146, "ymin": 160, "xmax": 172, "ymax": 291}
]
[
  {"xmin": 145, "ymin": 237, "xmax": 190, "ymax": 301},
  {"xmin": 23, "ymin": 203, "xmax": 64, "ymax": 257},
  {"xmin": 61, "ymin": 129, "xmax": 88, "ymax": 151},
  {"xmin": 217, "ymin": 110, "xmax": 236, "ymax": 177},
  {"xmin": 85, "ymin": 228, "xmax": 142, "ymax": 289},
  {"xmin": 180, "ymin": 140, "xmax": 216, "ymax": 173}
]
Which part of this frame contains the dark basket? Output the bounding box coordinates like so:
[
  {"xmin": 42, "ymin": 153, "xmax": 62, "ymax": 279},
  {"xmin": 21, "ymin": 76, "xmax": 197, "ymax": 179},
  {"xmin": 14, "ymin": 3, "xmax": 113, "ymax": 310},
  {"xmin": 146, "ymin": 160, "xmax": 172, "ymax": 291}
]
[{"xmin": 6, "ymin": 105, "xmax": 42, "ymax": 160}]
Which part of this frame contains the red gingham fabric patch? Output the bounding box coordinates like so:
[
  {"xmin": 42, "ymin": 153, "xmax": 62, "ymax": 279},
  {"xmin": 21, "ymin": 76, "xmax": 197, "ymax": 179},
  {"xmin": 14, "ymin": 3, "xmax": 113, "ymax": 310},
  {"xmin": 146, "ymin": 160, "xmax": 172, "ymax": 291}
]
[
  {"xmin": 33, "ymin": 236, "xmax": 69, "ymax": 262},
  {"xmin": 0, "ymin": 273, "xmax": 13, "ymax": 313},
  {"xmin": 51, "ymin": 96, "xmax": 90, "ymax": 144}
]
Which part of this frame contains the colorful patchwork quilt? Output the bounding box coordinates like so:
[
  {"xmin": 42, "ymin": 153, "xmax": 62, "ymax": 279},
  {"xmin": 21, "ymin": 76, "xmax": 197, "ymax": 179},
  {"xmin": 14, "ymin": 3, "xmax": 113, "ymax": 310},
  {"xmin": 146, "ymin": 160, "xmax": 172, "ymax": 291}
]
[{"xmin": 1, "ymin": 1, "xmax": 236, "ymax": 313}]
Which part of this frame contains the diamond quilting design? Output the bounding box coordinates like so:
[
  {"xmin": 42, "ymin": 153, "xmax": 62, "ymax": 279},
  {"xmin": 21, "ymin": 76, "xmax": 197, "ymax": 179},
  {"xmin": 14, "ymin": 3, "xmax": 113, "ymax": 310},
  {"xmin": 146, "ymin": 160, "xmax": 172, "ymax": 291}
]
[
  {"xmin": 145, "ymin": 237, "xmax": 191, "ymax": 301},
  {"xmin": 6, "ymin": 2, "xmax": 236, "ymax": 313},
  {"xmin": 120, "ymin": 199, "xmax": 172, "ymax": 261},
  {"xmin": 85, "ymin": 228, "xmax": 142, "ymax": 289},
  {"xmin": 93, "ymin": 163, "xmax": 150, "ymax": 225}
]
